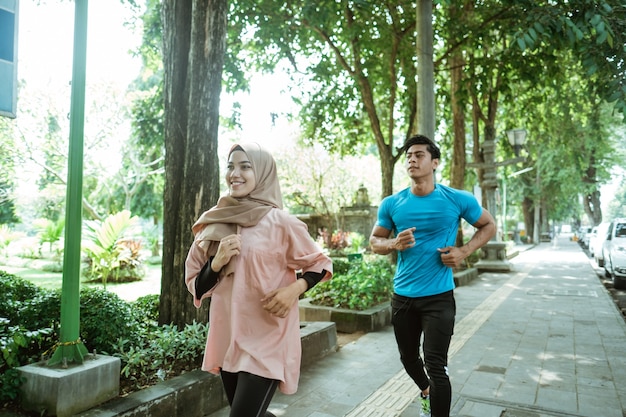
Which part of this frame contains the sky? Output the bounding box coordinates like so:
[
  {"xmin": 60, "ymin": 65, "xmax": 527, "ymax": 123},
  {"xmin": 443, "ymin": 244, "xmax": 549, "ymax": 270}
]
[
  {"xmin": 18, "ymin": 0, "xmax": 141, "ymax": 90},
  {"xmin": 17, "ymin": 0, "xmax": 296, "ymax": 149}
]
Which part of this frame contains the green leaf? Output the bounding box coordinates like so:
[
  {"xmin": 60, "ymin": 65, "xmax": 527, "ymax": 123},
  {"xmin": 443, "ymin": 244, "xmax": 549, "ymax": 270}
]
[
  {"xmin": 523, "ymin": 33, "xmax": 534, "ymax": 48},
  {"xmin": 575, "ymin": 27, "xmax": 584, "ymax": 40},
  {"xmin": 590, "ymin": 14, "xmax": 601, "ymax": 27},
  {"xmin": 606, "ymin": 32, "xmax": 614, "ymax": 48},
  {"xmin": 516, "ymin": 37, "xmax": 526, "ymax": 51},
  {"xmin": 607, "ymin": 90, "xmax": 621, "ymax": 102}
]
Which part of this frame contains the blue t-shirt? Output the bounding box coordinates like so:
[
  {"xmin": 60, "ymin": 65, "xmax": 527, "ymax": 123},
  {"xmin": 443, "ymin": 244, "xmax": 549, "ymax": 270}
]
[{"xmin": 376, "ymin": 184, "xmax": 483, "ymax": 297}]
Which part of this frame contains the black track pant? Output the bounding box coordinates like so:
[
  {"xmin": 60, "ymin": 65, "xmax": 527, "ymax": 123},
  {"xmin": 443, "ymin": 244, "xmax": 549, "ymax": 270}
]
[
  {"xmin": 220, "ymin": 370, "xmax": 279, "ymax": 417},
  {"xmin": 391, "ymin": 290, "xmax": 456, "ymax": 417}
]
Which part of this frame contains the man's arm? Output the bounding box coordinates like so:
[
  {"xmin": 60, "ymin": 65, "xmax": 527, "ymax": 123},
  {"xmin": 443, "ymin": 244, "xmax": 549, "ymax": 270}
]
[
  {"xmin": 463, "ymin": 209, "xmax": 497, "ymax": 254},
  {"xmin": 369, "ymin": 225, "xmax": 394, "ymax": 255},
  {"xmin": 438, "ymin": 209, "xmax": 496, "ymax": 267},
  {"xmin": 370, "ymin": 225, "xmax": 416, "ymax": 255}
]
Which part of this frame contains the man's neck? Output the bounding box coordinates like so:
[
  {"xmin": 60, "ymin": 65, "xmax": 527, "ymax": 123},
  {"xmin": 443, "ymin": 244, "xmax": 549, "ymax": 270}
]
[{"xmin": 410, "ymin": 177, "xmax": 435, "ymax": 197}]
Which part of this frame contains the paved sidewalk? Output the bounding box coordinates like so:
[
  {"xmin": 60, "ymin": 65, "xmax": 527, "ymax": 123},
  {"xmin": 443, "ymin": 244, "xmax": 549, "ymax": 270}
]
[{"xmin": 209, "ymin": 237, "xmax": 626, "ymax": 417}]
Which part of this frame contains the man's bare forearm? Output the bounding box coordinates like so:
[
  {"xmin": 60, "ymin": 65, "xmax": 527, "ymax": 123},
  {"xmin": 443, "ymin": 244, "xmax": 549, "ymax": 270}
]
[
  {"xmin": 370, "ymin": 235, "xmax": 396, "ymax": 255},
  {"xmin": 460, "ymin": 222, "xmax": 496, "ymax": 258}
]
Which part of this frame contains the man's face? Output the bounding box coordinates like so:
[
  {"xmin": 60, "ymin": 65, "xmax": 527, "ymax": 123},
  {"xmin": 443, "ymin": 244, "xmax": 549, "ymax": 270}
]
[{"xmin": 405, "ymin": 144, "xmax": 439, "ymax": 179}]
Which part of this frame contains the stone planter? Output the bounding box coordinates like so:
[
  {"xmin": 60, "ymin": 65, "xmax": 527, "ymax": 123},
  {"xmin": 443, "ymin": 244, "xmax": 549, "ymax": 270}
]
[
  {"xmin": 74, "ymin": 321, "xmax": 337, "ymax": 417},
  {"xmin": 299, "ymin": 298, "xmax": 391, "ymax": 333},
  {"xmin": 453, "ymin": 267, "xmax": 478, "ymax": 286},
  {"xmin": 299, "ymin": 269, "xmax": 478, "ymax": 334}
]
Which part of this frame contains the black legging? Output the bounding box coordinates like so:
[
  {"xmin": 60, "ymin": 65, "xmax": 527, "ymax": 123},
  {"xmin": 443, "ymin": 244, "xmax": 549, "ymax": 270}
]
[
  {"xmin": 220, "ymin": 370, "xmax": 279, "ymax": 417},
  {"xmin": 391, "ymin": 290, "xmax": 456, "ymax": 417}
]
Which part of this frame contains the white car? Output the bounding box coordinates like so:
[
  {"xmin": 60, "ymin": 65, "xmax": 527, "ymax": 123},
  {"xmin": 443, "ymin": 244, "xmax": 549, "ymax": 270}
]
[
  {"xmin": 589, "ymin": 222, "xmax": 610, "ymax": 266},
  {"xmin": 579, "ymin": 226, "xmax": 593, "ymax": 248},
  {"xmin": 602, "ymin": 218, "xmax": 626, "ymax": 289}
]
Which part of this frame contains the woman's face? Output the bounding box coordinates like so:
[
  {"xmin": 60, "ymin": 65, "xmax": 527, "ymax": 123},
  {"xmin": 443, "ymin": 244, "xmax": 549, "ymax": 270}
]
[{"xmin": 226, "ymin": 150, "xmax": 256, "ymax": 198}]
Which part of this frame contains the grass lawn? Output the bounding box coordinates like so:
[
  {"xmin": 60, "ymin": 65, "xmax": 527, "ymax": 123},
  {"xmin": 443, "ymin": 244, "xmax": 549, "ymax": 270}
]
[
  {"xmin": 0, "ymin": 256, "xmax": 162, "ymax": 301},
  {"xmin": 1, "ymin": 264, "xmax": 63, "ymax": 290}
]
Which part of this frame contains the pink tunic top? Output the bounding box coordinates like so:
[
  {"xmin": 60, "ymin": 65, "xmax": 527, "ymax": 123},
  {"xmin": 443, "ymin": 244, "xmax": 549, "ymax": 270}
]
[{"xmin": 185, "ymin": 209, "xmax": 332, "ymax": 394}]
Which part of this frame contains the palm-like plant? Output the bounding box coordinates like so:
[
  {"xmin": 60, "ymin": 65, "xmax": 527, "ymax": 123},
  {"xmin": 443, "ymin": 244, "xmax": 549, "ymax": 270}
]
[
  {"xmin": 82, "ymin": 210, "xmax": 143, "ymax": 287},
  {"xmin": 34, "ymin": 218, "xmax": 65, "ymax": 254}
]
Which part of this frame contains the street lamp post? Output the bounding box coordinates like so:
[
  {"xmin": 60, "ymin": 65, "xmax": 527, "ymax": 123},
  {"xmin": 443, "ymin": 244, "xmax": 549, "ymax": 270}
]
[
  {"xmin": 502, "ymin": 129, "xmax": 528, "ymax": 241},
  {"xmin": 472, "ymin": 128, "xmax": 527, "ymax": 272},
  {"xmin": 507, "ymin": 129, "xmax": 527, "ymax": 158},
  {"xmin": 503, "ymin": 166, "xmax": 534, "ymax": 244}
]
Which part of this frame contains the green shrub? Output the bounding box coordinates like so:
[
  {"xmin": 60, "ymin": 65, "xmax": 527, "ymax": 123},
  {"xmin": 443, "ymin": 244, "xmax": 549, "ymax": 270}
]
[
  {"xmin": 111, "ymin": 321, "xmax": 207, "ymax": 393},
  {"xmin": 330, "ymin": 258, "xmax": 352, "ymax": 275},
  {"xmin": 0, "ymin": 318, "xmax": 54, "ymax": 403},
  {"xmin": 308, "ymin": 257, "xmax": 395, "ymax": 310},
  {"xmin": 132, "ymin": 294, "xmax": 160, "ymax": 322},
  {"xmin": 79, "ymin": 287, "xmax": 142, "ymax": 354},
  {"xmin": 0, "ymin": 271, "xmax": 207, "ymax": 404},
  {"xmin": 0, "ymin": 368, "xmax": 24, "ymax": 402},
  {"xmin": 0, "ymin": 271, "xmax": 143, "ymax": 355},
  {"xmin": 0, "ymin": 270, "xmax": 40, "ymax": 312},
  {"xmin": 18, "ymin": 289, "xmax": 61, "ymax": 332}
]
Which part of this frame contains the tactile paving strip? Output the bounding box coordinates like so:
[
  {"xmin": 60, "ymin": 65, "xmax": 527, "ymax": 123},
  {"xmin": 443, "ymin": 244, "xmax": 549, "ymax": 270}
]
[{"xmin": 345, "ymin": 271, "xmax": 530, "ymax": 417}]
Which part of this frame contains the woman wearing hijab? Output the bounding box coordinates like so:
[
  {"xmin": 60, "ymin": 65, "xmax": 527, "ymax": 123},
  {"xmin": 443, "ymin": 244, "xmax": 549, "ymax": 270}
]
[{"xmin": 185, "ymin": 143, "xmax": 332, "ymax": 417}]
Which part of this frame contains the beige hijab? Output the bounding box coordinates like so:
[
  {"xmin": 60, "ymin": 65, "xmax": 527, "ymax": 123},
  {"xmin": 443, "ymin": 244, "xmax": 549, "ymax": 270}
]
[{"xmin": 192, "ymin": 143, "xmax": 283, "ymax": 257}]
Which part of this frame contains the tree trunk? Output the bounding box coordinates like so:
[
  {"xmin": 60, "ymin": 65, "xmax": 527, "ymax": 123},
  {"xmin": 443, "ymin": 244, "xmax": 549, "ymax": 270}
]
[
  {"xmin": 415, "ymin": 0, "xmax": 434, "ymax": 140},
  {"xmin": 522, "ymin": 196, "xmax": 533, "ymax": 242},
  {"xmin": 449, "ymin": 23, "xmax": 466, "ymax": 248},
  {"xmin": 449, "ymin": 52, "xmax": 466, "ymax": 191},
  {"xmin": 582, "ymin": 109, "xmax": 604, "ymax": 226},
  {"xmin": 583, "ymin": 190, "xmax": 603, "ymax": 226},
  {"xmin": 160, "ymin": 0, "xmax": 227, "ymax": 327}
]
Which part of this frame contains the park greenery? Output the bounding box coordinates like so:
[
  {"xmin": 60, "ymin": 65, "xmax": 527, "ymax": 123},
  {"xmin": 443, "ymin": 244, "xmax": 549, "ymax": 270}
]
[
  {"xmin": 0, "ymin": 270, "xmax": 206, "ymax": 402},
  {"xmin": 307, "ymin": 257, "xmax": 395, "ymax": 310},
  {"xmin": 0, "ymin": 253, "xmax": 394, "ymax": 405},
  {"xmin": 2, "ymin": 4, "xmax": 626, "ymax": 412},
  {"xmin": 0, "ymin": 0, "xmax": 626, "ymax": 388}
]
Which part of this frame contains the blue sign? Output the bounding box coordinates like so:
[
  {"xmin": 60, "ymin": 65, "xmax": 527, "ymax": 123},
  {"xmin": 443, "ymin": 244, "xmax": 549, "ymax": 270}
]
[{"xmin": 0, "ymin": 0, "xmax": 18, "ymax": 119}]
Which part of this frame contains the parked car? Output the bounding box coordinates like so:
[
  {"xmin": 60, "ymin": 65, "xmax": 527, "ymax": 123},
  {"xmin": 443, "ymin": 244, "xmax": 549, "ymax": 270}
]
[
  {"xmin": 578, "ymin": 226, "xmax": 593, "ymax": 248},
  {"xmin": 602, "ymin": 218, "xmax": 626, "ymax": 289},
  {"xmin": 589, "ymin": 222, "xmax": 610, "ymax": 266}
]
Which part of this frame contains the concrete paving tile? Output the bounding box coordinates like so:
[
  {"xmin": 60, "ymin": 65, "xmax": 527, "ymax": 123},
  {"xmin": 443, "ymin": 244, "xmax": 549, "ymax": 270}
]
[
  {"xmin": 314, "ymin": 401, "xmax": 356, "ymax": 416},
  {"xmin": 535, "ymin": 387, "xmax": 577, "ymax": 413},
  {"xmin": 538, "ymin": 370, "xmax": 575, "ymax": 391},
  {"xmin": 576, "ymin": 375, "xmax": 616, "ymax": 390},
  {"xmin": 496, "ymin": 382, "xmax": 537, "ymax": 404},
  {"xmin": 577, "ymin": 391, "xmax": 623, "ymax": 417},
  {"xmin": 458, "ymin": 372, "xmax": 503, "ymax": 398}
]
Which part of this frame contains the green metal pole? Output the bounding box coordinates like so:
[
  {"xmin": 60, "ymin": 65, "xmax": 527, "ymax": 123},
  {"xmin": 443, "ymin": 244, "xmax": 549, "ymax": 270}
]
[{"xmin": 48, "ymin": 0, "xmax": 89, "ymax": 366}]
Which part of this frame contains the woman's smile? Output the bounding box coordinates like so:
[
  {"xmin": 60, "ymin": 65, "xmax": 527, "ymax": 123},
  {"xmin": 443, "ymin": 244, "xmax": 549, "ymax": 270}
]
[{"xmin": 226, "ymin": 150, "xmax": 257, "ymax": 197}]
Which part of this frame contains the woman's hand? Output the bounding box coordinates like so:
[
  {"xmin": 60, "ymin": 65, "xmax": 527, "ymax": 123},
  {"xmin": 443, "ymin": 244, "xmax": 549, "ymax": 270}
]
[
  {"xmin": 211, "ymin": 234, "xmax": 241, "ymax": 272},
  {"xmin": 261, "ymin": 279, "xmax": 307, "ymax": 318}
]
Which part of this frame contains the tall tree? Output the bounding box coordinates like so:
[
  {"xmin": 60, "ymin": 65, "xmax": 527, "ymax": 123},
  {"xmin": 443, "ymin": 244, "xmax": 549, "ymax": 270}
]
[
  {"xmin": 159, "ymin": 0, "xmax": 228, "ymax": 327},
  {"xmin": 230, "ymin": 1, "xmax": 417, "ymax": 198}
]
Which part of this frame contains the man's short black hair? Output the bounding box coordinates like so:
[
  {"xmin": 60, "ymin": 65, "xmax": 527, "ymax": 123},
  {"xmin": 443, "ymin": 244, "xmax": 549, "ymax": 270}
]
[{"xmin": 402, "ymin": 135, "xmax": 441, "ymax": 160}]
